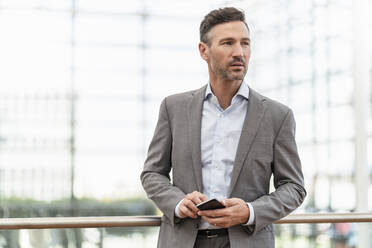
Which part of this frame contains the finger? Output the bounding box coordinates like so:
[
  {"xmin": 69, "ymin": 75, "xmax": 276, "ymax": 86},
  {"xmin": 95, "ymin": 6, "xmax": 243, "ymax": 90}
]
[
  {"xmin": 198, "ymin": 208, "xmax": 228, "ymax": 217},
  {"xmin": 222, "ymin": 198, "xmax": 239, "ymax": 207},
  {"xmin": 194, "ymin": 195, "xmax": 205, "ymax": 205},
  {"xmin": 202, "ymin": 215, "xmax": 228, "ymax": 227},
  {"xmin": 183, "ymin": 198, "xmax": 200, "ymax": 214},
  {"xmin": 199, "ymin": 194, "xmax": 207, "ymax": 202},
  {"xmin": 191, "ymin": 195, "xmax": 203, "ymax": 205},
  {"xmin": 180, "ymin": 205, "xmax": 197, "ymax": 219},
  {"xmin": 189, "ymin": 192, "xmax": 207, "ymax": 205},
  {"xmin": 185, "ymin": 192, "xmax": 199, "ymax": 204}
]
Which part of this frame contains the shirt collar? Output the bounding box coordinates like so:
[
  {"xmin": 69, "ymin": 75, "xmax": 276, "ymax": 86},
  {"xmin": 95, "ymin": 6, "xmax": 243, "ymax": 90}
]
[{"xmin": 205, "ymin": 80, "xmax": 249, "ymax": 100}]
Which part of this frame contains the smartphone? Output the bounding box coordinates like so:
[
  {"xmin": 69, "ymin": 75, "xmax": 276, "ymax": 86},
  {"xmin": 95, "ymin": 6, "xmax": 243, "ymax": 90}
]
[{"xmin": 196, "ymin": 198, "xmax": 225, "ymax": 211}]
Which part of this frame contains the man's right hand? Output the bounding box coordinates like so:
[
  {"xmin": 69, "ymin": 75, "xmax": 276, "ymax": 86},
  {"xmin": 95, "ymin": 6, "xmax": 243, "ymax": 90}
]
[{"xmin": 178, "ymin": 191, "xmax": 207, "ymax": 219}]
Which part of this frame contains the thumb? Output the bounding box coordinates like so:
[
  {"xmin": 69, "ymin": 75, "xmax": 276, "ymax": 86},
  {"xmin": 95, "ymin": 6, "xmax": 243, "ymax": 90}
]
[
  {"xmin": 221, "ymin": 198, "xmax": 236, "ymax": 207},
  {"xmin": 200, "ymin": 194, "xmax": 208, "ymax": 202}
]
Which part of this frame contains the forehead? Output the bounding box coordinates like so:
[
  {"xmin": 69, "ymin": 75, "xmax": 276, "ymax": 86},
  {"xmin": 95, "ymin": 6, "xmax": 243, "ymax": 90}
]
[{"xmin": 208, "ymin": 21, "xmax": 250, "ymax": 41}]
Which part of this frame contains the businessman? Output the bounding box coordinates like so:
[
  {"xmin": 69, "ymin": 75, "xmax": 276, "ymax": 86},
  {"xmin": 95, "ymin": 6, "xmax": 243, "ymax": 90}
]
[{"xmin": 141, "ymin": 7, "xmax": 306, "ymax": 248}]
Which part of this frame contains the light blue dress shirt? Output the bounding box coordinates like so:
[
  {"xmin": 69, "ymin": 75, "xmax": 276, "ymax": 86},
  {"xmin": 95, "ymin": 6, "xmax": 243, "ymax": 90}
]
[{"xmin": 175, "ymin": 81, "xmax": 255, "ymax": 229}]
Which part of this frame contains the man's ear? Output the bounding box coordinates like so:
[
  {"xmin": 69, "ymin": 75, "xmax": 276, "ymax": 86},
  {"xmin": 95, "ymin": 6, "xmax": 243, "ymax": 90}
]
[{"xmin": 198, "ymin": 42, "xmax": 209, "ymax": 62}]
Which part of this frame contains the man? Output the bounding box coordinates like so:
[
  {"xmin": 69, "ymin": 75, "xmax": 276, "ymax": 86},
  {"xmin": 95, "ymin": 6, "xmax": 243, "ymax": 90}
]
[{"xmin": 141, "ymin": 7, "xmax": 306, "ymax": 248}]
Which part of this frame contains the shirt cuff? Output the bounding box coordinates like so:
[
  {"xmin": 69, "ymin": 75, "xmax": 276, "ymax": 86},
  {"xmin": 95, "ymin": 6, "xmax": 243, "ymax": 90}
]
[
  {"xmin": 174, "ymin": 199, "xmax": 184, "ymax": 218},
  {"xmin": 242, "ymin": 202, "xmax": 255, "ymax": 226}
]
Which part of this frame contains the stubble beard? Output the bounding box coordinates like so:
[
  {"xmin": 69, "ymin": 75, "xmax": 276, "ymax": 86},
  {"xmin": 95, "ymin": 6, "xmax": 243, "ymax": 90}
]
[
  {"xmin": 214, "ymin": 63, "xmax": 247, "ymax": 81},
  {"xmin": 210, "ymin": 52, "xmax": 248, "ymax": 81}
]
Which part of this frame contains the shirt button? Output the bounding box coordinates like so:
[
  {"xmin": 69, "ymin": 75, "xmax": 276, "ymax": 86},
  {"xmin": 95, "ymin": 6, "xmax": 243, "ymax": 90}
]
[{"xmin": 219, "ymin": 113, "xmax": 224, "ymax": 117}]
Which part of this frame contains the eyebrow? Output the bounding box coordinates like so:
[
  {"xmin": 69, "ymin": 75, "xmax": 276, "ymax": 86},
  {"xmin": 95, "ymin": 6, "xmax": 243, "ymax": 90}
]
[{"xmin": 219, "ymin": 37, "xmax": 251, "ymax": 42}]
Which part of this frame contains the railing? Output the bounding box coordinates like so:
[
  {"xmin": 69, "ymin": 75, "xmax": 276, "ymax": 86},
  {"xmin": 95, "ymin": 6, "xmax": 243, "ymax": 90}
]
[{"xmin": 1, "ymin": 213, "xmax": 372, "ymax": 229}]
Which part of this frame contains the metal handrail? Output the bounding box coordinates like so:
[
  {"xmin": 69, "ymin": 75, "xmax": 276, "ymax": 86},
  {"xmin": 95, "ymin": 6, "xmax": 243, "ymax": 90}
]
[{"xmin": 0, "ymin": 213, "xmax": 372, "ymax": 230}]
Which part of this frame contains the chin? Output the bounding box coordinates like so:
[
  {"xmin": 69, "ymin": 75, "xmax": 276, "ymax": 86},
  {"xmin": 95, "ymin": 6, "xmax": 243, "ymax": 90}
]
[{"xmin": 228, "ymin": 73, "xmax": 245, "ymax": 81}]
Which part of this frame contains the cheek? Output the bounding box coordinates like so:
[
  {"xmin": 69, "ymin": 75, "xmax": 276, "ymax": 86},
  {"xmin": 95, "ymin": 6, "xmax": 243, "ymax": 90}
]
[
  {"xmin": 216, "ymin": 55, "xmax": 229, "ymax": 67},
  {"xmin": 211, "ymin": 49, "xmax": 226, "ymax": 60},
  {"xmin": 245, "ymin": 49, "xmax": 251, "ymax": 59},
  {"xmin": 210, "ymin": 54, "xmax": 221, "ymax": 67}
]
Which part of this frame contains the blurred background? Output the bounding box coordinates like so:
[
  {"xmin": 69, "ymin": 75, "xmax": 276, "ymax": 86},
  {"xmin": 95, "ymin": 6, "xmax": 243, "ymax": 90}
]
[{"xmin": 0, "ymin": 0, "xmax": 371, "ymax": 247}]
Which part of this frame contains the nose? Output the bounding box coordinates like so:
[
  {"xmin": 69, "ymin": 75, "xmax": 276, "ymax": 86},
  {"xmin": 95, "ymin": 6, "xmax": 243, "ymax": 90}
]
[{"xmin": 232, "ymin": 44, "xmax": 244, "ymax": 58}]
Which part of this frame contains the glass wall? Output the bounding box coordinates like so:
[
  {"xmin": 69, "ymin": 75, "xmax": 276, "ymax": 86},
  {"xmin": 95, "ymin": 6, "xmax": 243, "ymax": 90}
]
[
  {"xmin": 245, "ymin": 0, "xmax": 357, "ymax": 211},
  {"xmin": 0, "ymin": 0, "xmax": 371, "ymax": 247}
]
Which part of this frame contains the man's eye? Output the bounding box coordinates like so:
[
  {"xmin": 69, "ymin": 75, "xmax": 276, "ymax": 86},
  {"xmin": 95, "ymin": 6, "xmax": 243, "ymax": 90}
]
[
  {"xmin": 222, "ymin": 41, "xmax": 232, "ymax": 45},
  {"xmin": 242, "ymin": 42, "xmax": 250, "ymax": 46}
]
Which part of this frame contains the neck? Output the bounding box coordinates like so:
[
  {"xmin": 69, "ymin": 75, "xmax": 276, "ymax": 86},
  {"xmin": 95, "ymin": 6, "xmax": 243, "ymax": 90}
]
[{"xmin": 209, "ymin": 78, "xmax": 243, "ymax": 110}]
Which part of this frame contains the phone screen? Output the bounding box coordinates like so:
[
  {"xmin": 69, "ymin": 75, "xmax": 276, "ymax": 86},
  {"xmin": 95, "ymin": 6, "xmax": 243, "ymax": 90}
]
[{"xmin": 196, "ymin": 199, "xmax": 225, "ymax": 211}]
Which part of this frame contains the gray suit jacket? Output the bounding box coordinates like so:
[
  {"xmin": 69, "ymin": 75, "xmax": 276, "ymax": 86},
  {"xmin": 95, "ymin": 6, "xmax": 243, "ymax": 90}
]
[{"xmin": 141, "ymin": 85, "xmax": 306, "ymax": 248}]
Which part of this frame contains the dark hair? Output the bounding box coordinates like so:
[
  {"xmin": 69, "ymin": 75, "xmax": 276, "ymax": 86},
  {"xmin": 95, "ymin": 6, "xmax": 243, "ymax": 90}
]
[{"xmin": 200, "ymin": 7, "xmax": 249, "ymax": 45}]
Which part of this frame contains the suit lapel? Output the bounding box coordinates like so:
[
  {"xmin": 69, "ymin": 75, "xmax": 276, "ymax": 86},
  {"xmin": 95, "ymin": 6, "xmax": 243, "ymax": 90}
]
[
  {"xmin": 228, "ymin": 88, "xmax": 267, "ymax": 196},
  {"xmin": 187, "ymin": 85, "xmax": 207, "ymax": 193}
]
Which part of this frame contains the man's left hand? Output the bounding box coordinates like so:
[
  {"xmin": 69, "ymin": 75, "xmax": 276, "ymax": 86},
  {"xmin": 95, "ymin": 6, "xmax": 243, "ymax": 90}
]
[{"xmin": 197, "ymin": 198, "xmax": 250, "ymax": 228}]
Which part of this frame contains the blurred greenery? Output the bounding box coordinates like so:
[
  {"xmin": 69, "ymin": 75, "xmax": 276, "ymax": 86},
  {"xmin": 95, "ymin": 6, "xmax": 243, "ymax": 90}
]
[
  {"xmin": 0, "ymin": 196, "xmax": 157, "ymax": 218},
  {"xmin": 0, "ymin": 197, "xmax": 158, "ymax": 245}
]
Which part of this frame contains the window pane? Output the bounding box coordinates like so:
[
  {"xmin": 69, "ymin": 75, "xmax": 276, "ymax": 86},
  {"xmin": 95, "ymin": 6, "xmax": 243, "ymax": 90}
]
[
  {"xmin": 146, "ymin": 17, "xmax": 199, "ymax": 48},
  {"xmin": 75, "ymin": 15, "xmax": 142, "ymax": 44}
]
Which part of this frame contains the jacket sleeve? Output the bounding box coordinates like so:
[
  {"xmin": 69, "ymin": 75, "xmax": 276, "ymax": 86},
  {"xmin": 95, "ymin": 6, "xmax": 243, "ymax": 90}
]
[
  {"xmin": 247, "ymin": 109, "xmax": 306, "ymax": 235},
  {"xmin": 140, "ymin": 98, "xmax": 185, "ymax": 226}
]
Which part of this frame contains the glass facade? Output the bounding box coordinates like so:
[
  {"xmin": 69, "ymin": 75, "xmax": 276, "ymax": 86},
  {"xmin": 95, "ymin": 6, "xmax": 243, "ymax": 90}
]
[{"xmin": 0, "ymin": 0, "xmax": 371, "ymax": 247}]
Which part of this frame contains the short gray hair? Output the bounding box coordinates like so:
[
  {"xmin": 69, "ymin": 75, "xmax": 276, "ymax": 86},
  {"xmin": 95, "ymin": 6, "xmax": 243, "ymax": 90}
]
[{"xmin": 199, "ymin": 7, "xmax": 249, "ymax": 45}]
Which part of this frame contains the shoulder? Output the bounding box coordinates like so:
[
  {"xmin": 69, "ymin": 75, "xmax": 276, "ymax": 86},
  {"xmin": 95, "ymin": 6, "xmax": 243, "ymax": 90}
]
[
  {"xmin": 250, "ymin": 88, "xmax": 291, "ymax": 118},
  {"xmin": 165, "ymin": 85, "xmax": 206, "ymax": 102},
  {"xmin": 162, "ymin": 85, "xmax": 207, "ymax": 109},
  {"xmin": 249, "ymin": 88, "xmax": 294, "ymax": 133}
]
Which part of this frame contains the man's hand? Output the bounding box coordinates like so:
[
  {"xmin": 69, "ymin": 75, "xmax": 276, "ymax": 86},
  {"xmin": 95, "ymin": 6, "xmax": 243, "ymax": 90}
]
[
  {"xmin": 178, "ymin": 191, "xmax": 207, "ymax": 219},
  {"xmin": 197, "ymin": 198, "xmax": 249, "ymax": 228}
]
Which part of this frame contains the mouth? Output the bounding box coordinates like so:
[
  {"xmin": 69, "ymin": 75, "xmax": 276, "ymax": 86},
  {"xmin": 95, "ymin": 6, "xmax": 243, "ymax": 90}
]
[
  {"xmin": 229, "ymin": 62, "xmax": 245, "ymax": 68},
  {"xmin": 230, "ymin": 63, "xmax": 244, "ymax": 70}
]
